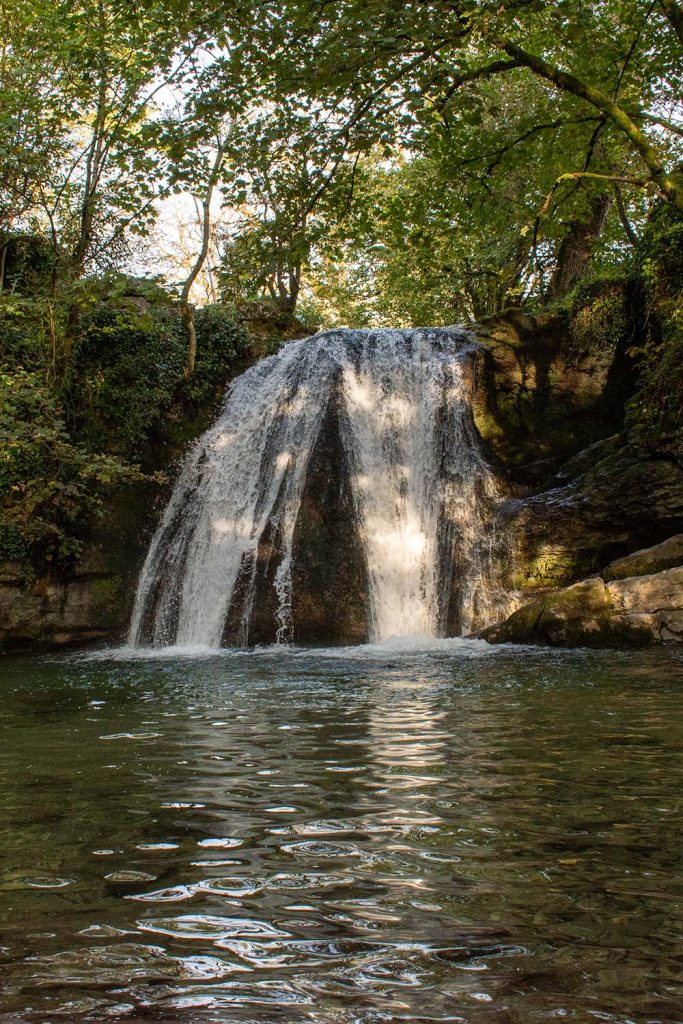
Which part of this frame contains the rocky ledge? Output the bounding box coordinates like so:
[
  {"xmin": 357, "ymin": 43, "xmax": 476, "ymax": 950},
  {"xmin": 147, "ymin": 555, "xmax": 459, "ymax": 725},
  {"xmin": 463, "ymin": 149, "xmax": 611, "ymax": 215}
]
[{"xmin": 481, "ymin": 535, "xmax": 683, "ymax": 647}]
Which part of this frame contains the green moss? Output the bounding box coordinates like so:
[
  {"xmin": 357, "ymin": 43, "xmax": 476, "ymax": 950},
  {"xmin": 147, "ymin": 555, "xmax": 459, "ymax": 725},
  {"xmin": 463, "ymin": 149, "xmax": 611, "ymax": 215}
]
[
  {"xmin": 86, "ymin": 576, "xmax": 128, "ymax": 628},
  {"xmin": 486, "ymin": 573, "xmax": 663, "ymax": 648},
  {"xmin": 568, "ymin": 273, "xmax": 632, "ymax": 358},
  {"xmin": 510, "ymin": 552, "xmax": 585, "ymax": 590}
]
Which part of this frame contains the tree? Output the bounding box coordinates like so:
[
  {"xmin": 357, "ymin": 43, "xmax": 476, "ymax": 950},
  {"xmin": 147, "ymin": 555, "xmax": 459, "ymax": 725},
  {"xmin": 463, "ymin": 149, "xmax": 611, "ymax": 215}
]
[
  {"xmin": 217, "ymin": 106, "xmax": 363, "ymax": 316},
  {"xmin": 227, "ymin": 0, "xmax": 683, "ymax": 211},
  {"xmin": 0, "ymin": 0, "xmax": 210, "ymax": 285},
  {"xmin": 177, "ymin": 137, "xmax": 229, "ymax": 377},
  {"xmin": 0, "ymin": 0, "xmax": 74, "ymax": 289},
  {"xmin": 302, "ymin": 62, "xmax": 655, "ymax": 326}
]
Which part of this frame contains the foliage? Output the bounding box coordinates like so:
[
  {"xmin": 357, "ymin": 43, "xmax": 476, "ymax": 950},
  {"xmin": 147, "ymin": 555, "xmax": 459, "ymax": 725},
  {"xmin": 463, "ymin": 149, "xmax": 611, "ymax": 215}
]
[
  {"xmin": 185, "ymin": 303, "xmax": 250, "ymax": 404},
  {"xmin": 0, "ymin": 275, "xmax": 248, "ymax": 576},
  {"xmin": 0, "ymin": 367, "xmax": 141, "ymax": 575},
  {"xmin": 63, "ymin": 303, "xmax": 186, "ymax": 454},
  {"xmin": 627, "ymin": 205, "xmax": 683, "ymax": 433},
  {"xmin": 568, "ymin": 274, "xmax": 634, "ymax": 358},
  {"xmin": 217, "ymin": 108, "xmax": 363, "ymax": 315},
  {"xmin": 0, "ymin": 234, "xmax": 57, "ymax": 294},
  {"xmin": 0, "ymin": 0, "xmax": 211, "ymax": 280},
  {"xmin": 62, "ymin": 294, "xmax": 249, "ymax": 457}
]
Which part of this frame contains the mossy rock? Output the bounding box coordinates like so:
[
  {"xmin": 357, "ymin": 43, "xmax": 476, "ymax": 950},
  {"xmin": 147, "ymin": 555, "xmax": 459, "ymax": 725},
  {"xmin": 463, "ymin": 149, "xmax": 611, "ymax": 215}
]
[
  {"xmin": 481, "ymin": 566, "xmax": 683, "ymax": 648},
  {"xmin": 604, "ymin": 534, "xmax": 683, "ymax": 581}
]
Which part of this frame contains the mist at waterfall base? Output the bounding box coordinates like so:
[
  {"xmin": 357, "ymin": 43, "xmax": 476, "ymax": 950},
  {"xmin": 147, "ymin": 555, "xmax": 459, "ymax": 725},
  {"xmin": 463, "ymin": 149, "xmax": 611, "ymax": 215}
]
[{"xmin": 129, "ymin": 327, "xmax": 507, "ymax": 651}]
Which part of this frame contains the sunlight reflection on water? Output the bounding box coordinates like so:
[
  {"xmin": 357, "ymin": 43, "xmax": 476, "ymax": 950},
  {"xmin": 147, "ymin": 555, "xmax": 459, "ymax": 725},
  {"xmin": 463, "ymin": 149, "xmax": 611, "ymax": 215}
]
[{"xmin": 0, "ymin": 644, "xmax": 681, "ymax": 1023}]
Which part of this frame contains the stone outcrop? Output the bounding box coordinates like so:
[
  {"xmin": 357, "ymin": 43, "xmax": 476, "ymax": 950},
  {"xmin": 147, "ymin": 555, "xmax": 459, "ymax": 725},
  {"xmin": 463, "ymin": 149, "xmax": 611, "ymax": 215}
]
[
  {"xmin": 471, "ymin": 309, "xmax": 632, "ymax": 483},
  {"xmin": 0, "ymin": 572, "xmax": 127, "ymax": 651},
  {"xmin": 604, "ymin": 533, "xmax": 683, "ymax": 581},
  {"xmin": 499, "ymin": 429, "xmax": 683, "ymax": 595},
  {"xmin": 481, "ymin": 556, "xmax": 683, "ymax": 648},
  {"xmin": 0, "ymin": 480, "xmax": 166, "ymax": 652}
]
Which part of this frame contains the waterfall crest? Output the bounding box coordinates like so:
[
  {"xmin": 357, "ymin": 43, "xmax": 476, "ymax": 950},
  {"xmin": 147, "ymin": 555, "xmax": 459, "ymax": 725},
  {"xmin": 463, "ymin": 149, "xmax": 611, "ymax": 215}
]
[{"xmin": 129, "ymin": 327, "xmax": 504, "ymax": 648}]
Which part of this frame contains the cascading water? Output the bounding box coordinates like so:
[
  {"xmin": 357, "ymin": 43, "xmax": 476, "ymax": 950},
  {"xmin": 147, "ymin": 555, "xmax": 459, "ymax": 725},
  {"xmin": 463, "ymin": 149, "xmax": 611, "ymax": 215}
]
[{"xmin": 129, "ymin": 327, "xmax": 506, "ymax": 648}]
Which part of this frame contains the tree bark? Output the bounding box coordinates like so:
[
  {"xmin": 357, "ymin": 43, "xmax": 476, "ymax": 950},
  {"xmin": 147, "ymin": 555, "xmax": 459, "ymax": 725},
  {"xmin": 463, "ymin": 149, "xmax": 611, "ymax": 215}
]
[
  {"xmin": 546, "ymin": 193, "xmax": 611, "ymax": 300},
  {"xmin": 181, "ymin": 141, "xmax": 227, "ymax": 379}
]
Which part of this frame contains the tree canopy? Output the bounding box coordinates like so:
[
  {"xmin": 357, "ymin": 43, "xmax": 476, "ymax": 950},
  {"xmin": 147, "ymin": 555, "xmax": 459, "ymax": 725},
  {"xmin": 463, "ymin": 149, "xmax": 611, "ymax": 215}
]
[{"xmin": 1, "ymin": 0, "xmax": 681, "ymax": 321}]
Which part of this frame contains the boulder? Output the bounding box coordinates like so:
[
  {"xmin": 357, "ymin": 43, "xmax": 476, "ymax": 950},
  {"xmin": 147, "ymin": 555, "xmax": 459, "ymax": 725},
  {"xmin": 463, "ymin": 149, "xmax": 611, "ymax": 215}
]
[
  {"xmin": 604, "ymin": 533, "xmax": 683, "ymax": 581},
  {"xmin": 481, "ymin": 565, "xmax": 683, "ymax": 647}
]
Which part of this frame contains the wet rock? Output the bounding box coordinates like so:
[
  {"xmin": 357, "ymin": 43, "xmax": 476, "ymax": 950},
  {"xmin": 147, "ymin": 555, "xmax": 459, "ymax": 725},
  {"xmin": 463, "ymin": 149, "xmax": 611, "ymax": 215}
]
[
  {"xmin": 290, "ymin": 395, "xmax": 369, "ymax": 645},
  {"xmin": 221, "ymin": 392, "xmax": 369, "ymax": 646}
]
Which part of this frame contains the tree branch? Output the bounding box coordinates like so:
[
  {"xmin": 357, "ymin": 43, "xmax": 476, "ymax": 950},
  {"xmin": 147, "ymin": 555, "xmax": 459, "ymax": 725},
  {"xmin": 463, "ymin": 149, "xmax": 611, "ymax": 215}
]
[
  {"xmin": 498, "ymin": 39, "xmax": 683, "ymax": 209},
  {"xmin": 613, "ymin": 184, "xmax": 639, "ymax": 246},
  {"xmin": 658, "ymin": 0, "xmax": 683, "ymax": 45}
]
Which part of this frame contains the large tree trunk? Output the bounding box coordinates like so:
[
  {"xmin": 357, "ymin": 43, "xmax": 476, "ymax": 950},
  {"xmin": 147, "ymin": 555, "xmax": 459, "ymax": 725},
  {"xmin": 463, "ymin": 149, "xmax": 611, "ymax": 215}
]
[{"xmin": 546, "ymin": 193, "xmax": 611, "ymax": 301}]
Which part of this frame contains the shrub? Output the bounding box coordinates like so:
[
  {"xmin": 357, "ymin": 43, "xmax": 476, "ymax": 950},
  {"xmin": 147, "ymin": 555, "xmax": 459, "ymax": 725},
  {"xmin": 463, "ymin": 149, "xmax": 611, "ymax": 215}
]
[
  {"xmin": 568, "ymin": 272, "xmax": 634, "ymax": 358},
  {"xmin": 63, "ymin": 301, "xmax": 186, "ymax": 455},
  {"xmin": 626, "ymin": 204, "xmax": 683, "ymax": 435},
  {"xmin": 186, "ymin": 303, "xmax": 249, "ymax": 406},
  {"xmin": 0, "ymin": 369, "xmax": 141, "ymax": 575}
]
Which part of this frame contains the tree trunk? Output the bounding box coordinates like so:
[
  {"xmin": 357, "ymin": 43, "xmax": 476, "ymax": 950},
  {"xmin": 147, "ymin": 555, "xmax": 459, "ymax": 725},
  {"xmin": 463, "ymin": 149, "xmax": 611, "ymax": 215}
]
[
  {"xmin": 546, "ymin": 193, "xmax": 611, "ymax": 300},
  {"xmin": 658, "ymin": 0, "xmax": 683, "ymax": 45},
  {"xmin": 181, "ymin": 141, "xmax": 227, "ymax": 379},
  {"xmin": 0, "ymin": 237, "xmax": 7, "ymax": 293},
  {"xmin": 72, "ymin": 2, "xmax": 109, "ymax": 279}
]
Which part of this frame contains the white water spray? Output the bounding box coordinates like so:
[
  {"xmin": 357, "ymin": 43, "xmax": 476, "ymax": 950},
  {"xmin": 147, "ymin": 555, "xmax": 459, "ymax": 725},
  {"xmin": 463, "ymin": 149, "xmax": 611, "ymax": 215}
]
[{"xmin": 129, "ymin": 328, "xmax": 503, "ymax": 648}]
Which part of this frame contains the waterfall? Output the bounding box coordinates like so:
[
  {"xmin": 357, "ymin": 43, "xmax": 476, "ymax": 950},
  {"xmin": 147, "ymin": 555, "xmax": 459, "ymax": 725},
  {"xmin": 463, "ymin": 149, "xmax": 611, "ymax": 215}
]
[{"xmin": 129, "ymin": 328, "xmax": 504, "ymax": 648}]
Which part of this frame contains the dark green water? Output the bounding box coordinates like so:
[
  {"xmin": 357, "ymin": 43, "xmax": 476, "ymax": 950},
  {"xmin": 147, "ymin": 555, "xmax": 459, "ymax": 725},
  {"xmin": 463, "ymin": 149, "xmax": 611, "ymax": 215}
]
[{"xmin": 0, "ymin": 639, "xmax": 681, "ymax": 1023}]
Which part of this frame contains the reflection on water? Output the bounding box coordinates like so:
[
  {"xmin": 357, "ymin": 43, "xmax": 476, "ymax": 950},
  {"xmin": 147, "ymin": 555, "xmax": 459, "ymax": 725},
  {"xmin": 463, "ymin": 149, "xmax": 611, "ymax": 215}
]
[{"xmin": 0, "ymin": 642, "xmax": 681, "ymax": 1022}]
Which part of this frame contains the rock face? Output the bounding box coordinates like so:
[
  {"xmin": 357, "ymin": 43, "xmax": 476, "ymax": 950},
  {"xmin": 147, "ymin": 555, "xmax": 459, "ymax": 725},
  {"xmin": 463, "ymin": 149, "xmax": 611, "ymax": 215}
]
[
  {"xmin": 0, "ymin": 573, "xmax": 126, "ymax": 651},
  {"xmin": 481, "ymin": 560, "xmax": 683, "ymax": 647},
  {"xmin": 222, "ymin": 394, "xmax": 369, "ymax": 646},
  {"xmin": 0, "ymin": 480, "xmax": 167, "ymax": 652},
  {"xmin": 500, "ymin": 430, "xmax": 683, "ymax": 595},
  {"xmin": 471, "ymin": 309, "xmax": 632, "ymax": 483}
]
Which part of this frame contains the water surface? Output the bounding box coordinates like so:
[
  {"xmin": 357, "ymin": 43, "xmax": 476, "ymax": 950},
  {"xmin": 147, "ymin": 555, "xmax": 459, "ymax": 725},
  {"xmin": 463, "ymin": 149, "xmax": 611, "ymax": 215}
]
[{"xmin": 0, "ymin": 640, "xmax": 681, "ymax": 1022}]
